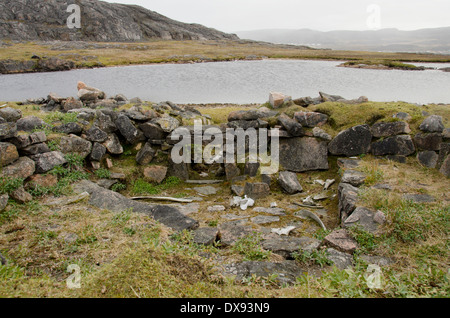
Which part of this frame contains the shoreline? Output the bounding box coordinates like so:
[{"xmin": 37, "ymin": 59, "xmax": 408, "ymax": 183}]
[{"xmin": 2, "ymin": 39, "xmax": 450, "ymax": 75}]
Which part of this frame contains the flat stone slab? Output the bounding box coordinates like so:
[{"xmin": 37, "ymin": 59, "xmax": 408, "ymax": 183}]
[
  {"xmin": 193, "ymin": 186, "xmax": 219, "ymax": 196},
  {"xmin": 250, "ymin": 215, "xmax": 280, "ymax": 225},
  {"xmin": 222, "ymin": 261, "xmax": 306, "ymax": 286},
  {"xmin": 262, "ymin": 236, "xmax": 320, "ymax": 259},
  {"xmin": 73, "ymin": 180, "xmax": 198, "ymax": 232},
  {"xmin": 341, "ymin": 170, "xmax": 367, "ymax": 187},
  {"xmin": 322, "ymin": 229, "xmax": 359, "ymax": 254},
  {"xmin": 253, "ymin": 207, "xmax": 286, "ymax": 216},
  {"xmin": 218, "ymin": 222, "xmax": 255, "ymax": 247},
  {"xmin": 403, "ymin": 193, "xmax": 436, "ymax": 203},
  {"xmin": 325, "ymin": 248, "xmax": 353, "ymax": 270}
]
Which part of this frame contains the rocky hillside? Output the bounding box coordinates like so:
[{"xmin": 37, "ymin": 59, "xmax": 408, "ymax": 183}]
[{"xmin": 0, "ymin": 0, "xmax": 239, "ymax": 42}]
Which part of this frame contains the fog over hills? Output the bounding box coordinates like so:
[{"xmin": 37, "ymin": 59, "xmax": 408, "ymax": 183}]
[{"xmin": 237, "ymin": 27, "xmax": 450, "ymax": 54}]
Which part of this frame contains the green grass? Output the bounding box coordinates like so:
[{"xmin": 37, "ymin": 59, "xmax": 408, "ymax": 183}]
[
  {"xmin": 131, "ymin": 176, "xmax": 182, "ymax": 195},
  {"xmin": 232, "ymin": 232, "xmax": 271, "ymax": 261}
]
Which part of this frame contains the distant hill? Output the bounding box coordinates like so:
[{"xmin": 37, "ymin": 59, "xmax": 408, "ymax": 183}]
[
  {"xmin": 236, "ymin": 27, "xmax": 450, "ymax": 54},
  {"xmin": 0, "ymin": 0, "xmax": 239, "ymax": 42}
]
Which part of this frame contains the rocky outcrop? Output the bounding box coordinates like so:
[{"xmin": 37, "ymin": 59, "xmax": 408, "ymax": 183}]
[{"xmin": 0, "ymin": 0, "xmax": 238, "ymax": 42}]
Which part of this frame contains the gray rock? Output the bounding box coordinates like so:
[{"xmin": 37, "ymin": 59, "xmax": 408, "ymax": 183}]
[
  {"xmin": 96, "ymin": 179, "xmax": 118, "ymax": 190},
  {"xmin": 312, "ymin": 127, "xmax": 332, "ymax": 141},
  {"xmin": 94, "ymin": 111, "xmax": 118, "ymax": 133},
  {"xmin": 103, "ymin": 133, "xmax": 123, "ymax": 155},
  {"xmin": 0, "ymin": 194, "xmax": 8, "ymax": 212},
  {"xmin": 139, "ymin": 122, "xmax": 167, "ymax": 141},
  {"xmin": 294, "ymin": 112, "xmax": 328, "ymax": 128},
  {"xmin": 371, "ymin": 135, "xmax": 416, "ymax": 156},
  {"xmin": 90, "ymin": 142, "xmax": 107, "ymax": 162},
  {"xmin": 223, "ymin": 260, "xmax": 305, "ymax": 285},
  {"xmin": 10, "ymin": 187, "xmax": 33, "ymax": 204},
  {"xmin": 0, "ymin": 122, "xmax": 17, "ymax": 140},
  {"xmin": 319, "ymin": 91, "xmax": 345, "ymax": 102},
  {"xmin": 403, "ymin": 193, "xmax": 436, "ymax": 203},
  {"xmin": 0, "ymin": 107, "xmax": 21, "ymax": 122},
  {"xmin": 279, "ymin": 137, "xmax": 329, "ymax": 172},
  {"xmin": 227, "ymin": 119, "xmax": 261, "ymax": 130},
  {"xmin": 116, "ymin": 114, "xmax": 145, "ymax": 144},
  {"xmin": 343, "ymin": 207, "xmax": 386, "ymax": 233},
  {"xmin": 218, "ymin": 222, "xmax": 256, "ymax": 247},
  {"xmin": 250, "ymin": 215, "xmax": 280, "ymax": 225},
  {"xmin": 0, "ymin": 156, "xmax": 35, "ymax": 179},
  {"xmin": 419, "ymin": 115, "xmax": 444, "ymax": 133},
  {"xmin": 228, "ymin": 109, "xmax": 278, "ymax": 121},
  {"xmin": 262, "ymin": 236, "xmax": 320, "ymax": 259},
  {"xmin": 244, "ymin": 161, "xmax": 260, "ymax": 177},
  {"xmin": 63, "ymin": 97, "xmax": 83, "ymax": 112},
  {"xmin": 143, "ymin": 165, "xmax": 167, "ymax": 184},
  {"xmin": 338, "ymin": 183, "xmax": 359, "ymax": 223},
  {"xmin": 417, "ymin": 151, "xmax": 439, "ymax": 168},
  {"xmin": 413, "ymin": 133, "xmax": 443, "ymax": 151},
  {"xmin": 16, "ymin": 116, "xmax": 46, "ymax": 132},
  {"xmin": 253, "ymin": 207, "xmax": 286, "ymax": 216},
  {"xmin": 329, "ymin": 125, "xmax": 372, "ymax": 157},
  {"xmin": 193, "ymin": 186, "xmax": 218, "ymax": 196},
  {"xmin": 59, "ymin": 135, "xmax": 92, "ymax": 158},
  {"xmin": 325, "ymin": 248, "xmax": 353, "ymax": 270},
  {"xmin": 153, "ymin": 116, "xmax": 180, "ymax": 133},
  {"xmin": 136, "ymin": 142, "xmax": 156, "ymax": 165},
  {"xmin": 360, "ymin": 255, "xmax": 394, "ymax": 267},
  {"xmin": 84, "ymin": 126, "xmax": 108, "ymax": 143},
  {"xmin": 278, "ymin": 113, "xmax": 304, "ymax": 137},
  {"xmin": 31, "ymin": 151, "xmax": 67, "ymax": 173},
  {"xmin": 224, "ymin": 163, "xmax": 241, "ymax": 181},
  {"xmin": 168, "ymin": 156, "xmax": 189, "ymax": 181},
  {"xmin": 393, "ymin": 112, "xmax": 411, "ymax": 121},
  {"xmin": 278, "ymin": 171, "xmax": 303, "ymax": 194},
  {"xmin": 193, "ymin": 227, "xmax": 219, "ymax": 245},
  {"xmin": 0, "ymin": 142, "xmax": 19, "ymax": 167},
  {"xmin": 371, "ymin": 121, "xmax": 411, "ymax": 138},
  {"xmin": 337, "ymin": 158, "xmax": 361, "ymax": 169},
  {"xmin": 322, "ymin": 229, "xmax": 359, "ymax": 254},
  {"xmin": 20, "ymin": 142, "xmax": 50, "ymax": 156},
  {"xmin": 341, "ymin": 170, "xmax": 367, "ymax": 187},
  {"xmin": 440, "ymin": 154, "xmax": 450, "ymax": 177},
  {"xmin": 244, "ymin": 182, "xmax": 270, "ymax": 199},
  {"xmin": 73, "ymin": 180, "xmax": 198, "ymax": 232}
]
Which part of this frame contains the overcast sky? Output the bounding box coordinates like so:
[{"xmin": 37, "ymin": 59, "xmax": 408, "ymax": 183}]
[{"xmin": 104, "ymin": 0, "xmax": 450, "ymax": 32}]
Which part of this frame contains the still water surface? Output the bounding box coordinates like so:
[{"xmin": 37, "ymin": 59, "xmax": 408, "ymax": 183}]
[{"xmin": 0, "ymin": 59, "xmax": 449, "ymax": 104}]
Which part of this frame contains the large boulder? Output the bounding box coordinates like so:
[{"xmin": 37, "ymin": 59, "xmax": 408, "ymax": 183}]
[
  {"xmin": 0, "ymin": 107, "xmax": 22, "ymax": 122},
  {"xmin": 439, "ymin": 154, "xmax": 450, "ymax": 177},
  {"xmin": 153, "ymin": 116, "xmax": 180, "ymax": 133},
  {"xmin": 84, "ymin": 126, "xmax": 108, "ymax": 143},
  {"xmin": 0, "ymin": 156, "xmax": 35, "ymax": 180},
  {"xmin": 90, "ymin": 142, "xmax": 107, "ymax": 162},
  {"xmin": 419, "ymin": 115, "xmax": 444, "ymax": 133},
  {"xmin": 417, "ymin": 151, "xmax": 439, "ymax": 168},
  {"xmin": 31, "ymin": 151, "xmax": 67, "ymax": 173},
  {"xmin": 279, "ymin": 137, "xmax": 329, "ymax": 172},
  {"xmin": 371, "ymin": 135, "xmax": 416, "ymax": 156},
  {"xmin": 0, "ymin": 142, "xmax": 19, "ymax": 167},
  {"xmin": 328, "ymin": 125, "xmax": 372, "ymax": 157},
  {"xmin": 16, "ymin": 116, "xmax": 46, "ymax": 132},
  {"xmin": 371, "ymin": 121, "xmax": 411, "ymax": 138},
  {"xmin": 413, "ymin": 133, "xmax": 443, "ymax": 151}
]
